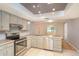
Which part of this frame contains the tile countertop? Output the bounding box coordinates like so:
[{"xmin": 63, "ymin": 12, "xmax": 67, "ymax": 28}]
[{"xmin": 0, "ymin": 39, "xmax": 14, "ymax": 46}]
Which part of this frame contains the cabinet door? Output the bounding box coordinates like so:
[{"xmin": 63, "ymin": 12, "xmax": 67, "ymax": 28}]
[
  {"xmin": 22, "ymin": 19, "xmax": 27, "ymax": 30},
  {"xmin": 31, "ymin": 36, "xmax": 38, "ymax": 48},
  {"xmin": 6, "ymin": 46, "xmax": 14, "ymax": 56},
  {"xmin": 0, "ymin": 49, "xmax": 4, "ymax": 56},
  {"xmin": 43, "ymin": 37, "xmax": 53, "ymax": 50},
  {"xmin": 27, "ymin": 37, "xmax": 31, "ymax": 49},
  {"xmin": 53, "ymin": 39, "xmax": 62, "ymax": 51},
  {"xmin": 43, "ymin": 37, "xmax": 49, "ymax": 49},
  {"xmin": 17, "ymin": 17, "xmax": 23, "ymax": 25},
  {"xmin": 48, "ymin": 38, "xmax": 53, "ymax": 50},
  {"xmin": 2, "ymin": 11, "xmax": 9, "ymax": 31},
  {"xmin": 37, "ymin": 36, "xmax": 44, "ymax": 49},
  {"xmin": 10, "ymin": 15, "xmax": 17, "ymax": 24}
]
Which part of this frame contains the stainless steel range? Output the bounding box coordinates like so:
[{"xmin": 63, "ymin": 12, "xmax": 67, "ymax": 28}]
[{"xmin": 6, "ymin": 33, "xmax": 27, "ymax": 56}]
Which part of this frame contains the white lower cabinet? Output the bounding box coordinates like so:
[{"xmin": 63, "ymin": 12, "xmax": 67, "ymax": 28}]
[
  {"xmin": 0, "ymin": 49, "xmax": 5, "ymax": 56},
  {"xmin": 43, "ymin": 37, "xmax": 53, "ymax": 50},
  {"xmin": 37, "ymin": 37, "xmax": 44, "ymax": 49},
  {"xmin": 53, "ymin": 39, "xmax": 62, "ymax": 51},
  {"xmin": 0, "ymin": 43, "xmax": 14, "ymax": 56},
  {"xmin": 31, "ymin": 36, "xmax": 62, "ymax": 52},
  {"xmin": 27, "ymin": 37, "xmax": 32, "ymax": 49},
  {"xmin": 6, "ymin": 46, "xmax": 14, "ymax": 56},
  {"xmin": 31, "ymin": 37, "xmax": 38, "ymax": 48}
]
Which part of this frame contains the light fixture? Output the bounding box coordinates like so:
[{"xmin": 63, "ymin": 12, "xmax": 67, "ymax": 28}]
[
  {"xmin": 27, "ymin": 21, "xmax": 31, "ymax": 24},
  {"xmin": 47, "ymin": 20, "xmax": 54, "ymax": 22},
  {"xmin": 52, "ymin": 8, "xmax": 55, "ymax": 11},
  {"xmin": 48, "ymin": 3, "xmax": 52, "ymax": 4},
  {"xmin": 33, "ymin": 5, "xmax": 36, "ymax": 8}
]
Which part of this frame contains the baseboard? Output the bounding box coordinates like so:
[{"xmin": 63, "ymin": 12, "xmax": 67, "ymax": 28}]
[{"xmin": 66, "ymin": 40, "xmax": 79, "ymax": 52}]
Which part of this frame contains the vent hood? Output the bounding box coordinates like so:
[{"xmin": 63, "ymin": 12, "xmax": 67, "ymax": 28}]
[{"xmin": 10, "ymin": 24, "xmax": 23, "ymax": 30}]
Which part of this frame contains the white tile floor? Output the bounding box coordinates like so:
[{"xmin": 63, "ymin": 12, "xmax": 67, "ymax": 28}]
[{"xmin": 24, "ymin": 48, "xmax": 79, "ymax": 56}]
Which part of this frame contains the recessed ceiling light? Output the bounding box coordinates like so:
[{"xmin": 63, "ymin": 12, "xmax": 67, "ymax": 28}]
[
  {"xmin": 47, "ymin": 20, "xmax": 54, "ymax": 22},
  {"xmin": 37, "ymin": 5, "xmax": 39, "ymax": 7},
  {"xmin": 48, "ymin": 3, "xmax": 52, "ymax": 4},
  {"xmin": 52, "ymin": 8, "xmax": 55, "ymax": 11},
  {"xmin": 33, "ymin": 5, "xmax": 36, "ymax": 8},
  {"xmin": 27, "ymin": 21, "xmax": 31, "ymax": 24},
  {"xmin": 38, "ymin": 11, "xmax": 41, "ymax": 13}
]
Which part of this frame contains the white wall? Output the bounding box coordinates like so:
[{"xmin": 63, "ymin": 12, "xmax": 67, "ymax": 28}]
[
  {"xmin": 67, "ymin": 18, "xmax": 79, "ymax": 50},
  {"xmin": 0, "ymin": 32, "xmax": 6, "ymax": 40}
]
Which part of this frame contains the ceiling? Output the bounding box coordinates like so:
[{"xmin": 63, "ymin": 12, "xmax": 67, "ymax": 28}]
[
  {"xmin": 21, "ymin": 3, "xmax": 67, "ymax": 14},
  {"xmin": 0, "ymin": 3, "xmax": 79, "ymax": 22}
]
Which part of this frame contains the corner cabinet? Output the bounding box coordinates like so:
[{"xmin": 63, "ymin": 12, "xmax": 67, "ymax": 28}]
[{"xmin": 0, "ymin": 11, "xmax": 10, "ymax": 31}]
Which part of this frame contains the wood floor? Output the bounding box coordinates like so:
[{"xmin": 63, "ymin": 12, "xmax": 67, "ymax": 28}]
[{"xmin": 24, "ymin": 41, "xmax": 79, "ymax": 56}]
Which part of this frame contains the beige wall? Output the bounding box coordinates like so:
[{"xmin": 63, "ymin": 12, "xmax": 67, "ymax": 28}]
[{"xmin": 31, "ymin": 22, "xmax": 64, "ymax": 36}]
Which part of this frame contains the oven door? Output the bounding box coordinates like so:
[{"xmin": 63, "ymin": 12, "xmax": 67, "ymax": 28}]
[{"xmin": 15, "ymin": 39, "xmax": 27, "ymax": 55}]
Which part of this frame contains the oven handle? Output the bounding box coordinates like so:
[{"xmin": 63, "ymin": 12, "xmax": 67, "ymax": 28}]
[{"xmin": 15, "ymin": 39, "xmax": 26, "ymax": 43}]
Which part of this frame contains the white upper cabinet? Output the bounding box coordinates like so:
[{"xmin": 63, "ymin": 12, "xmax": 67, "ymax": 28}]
[
  {"xmin": 22, "ymin": 19, "xmax": 27, "ymax": 30},
  {"xmin": 0, "ymin": 10, "xmax": 29, "ymax": 31},
  {"xmin": 10, "ymin": 15, "xmax": 18, "ymax": 24},
  {"xmin": 17, "ymin": 17, "xmax": 23, "ymax": 25},
  {"xmin": 0, "ymin": 11, "xmax": 10, "ymax": 31}
]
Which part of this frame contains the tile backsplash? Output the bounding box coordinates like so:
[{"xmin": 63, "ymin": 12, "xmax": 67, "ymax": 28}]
[{"xmin": 0, "ymin": 32, "xmax": 6, "ymax": 40}]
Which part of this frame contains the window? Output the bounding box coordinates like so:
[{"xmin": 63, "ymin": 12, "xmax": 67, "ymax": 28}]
[{"xmin": 47, "ymin": 25, "xmax": 56, "ymax": 33}]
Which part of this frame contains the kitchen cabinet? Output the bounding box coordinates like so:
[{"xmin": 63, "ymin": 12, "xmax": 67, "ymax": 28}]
[
  {"xmin": 43, "ymin": 37, "xmax": 53, "ymax": 50},
  {"xmin": 43, "ymin": 37, "xmax": 50, "ymax": 50},
  {"xmin": 1, "ymin": 11, "xmax": 10, "ymax": 31},
  {"xmin": 0, "ymin": 11, "xmax": 10, "ymax": 31},
  {"xmin": 31, "ymin": 36, "xmax": 44, "ymax": 49},
  {"xmin": 31, "ymin": 36, "xmax": 62, "ymax": 52},
  {"xmin": 31, "ymin": 36, "xmax": 38, "ymax": 48},
  {"xmin": 32, "ymin": 22, "xmax": 46, "ymax": 35},
  {"xmin": 10, "ymin": 14, "xmax": 18, "ymax": 24},
  {"xmin": 22, "ymin": 19, "xmax": 28, "ymax": 30},
  {"xmin": 17, "ymin": 17, "xmax": 23, "ymax": 25},
  {"xmin": 0, "ymin": 43, "xmax": 14, "ymax": 56},
  {"xmin": 37, "ymin": 36, "xmax": 44, "ymax": 49},
  {"xmin": 27, "ymin": 36, "xmax": 32, "ymax": 49},
  {"xmin": 53, "ymin": 38, "xmax": 62, "ymax": 51}
]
